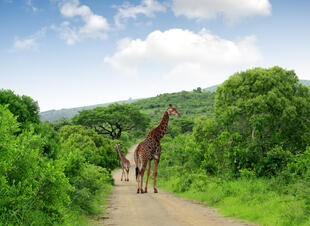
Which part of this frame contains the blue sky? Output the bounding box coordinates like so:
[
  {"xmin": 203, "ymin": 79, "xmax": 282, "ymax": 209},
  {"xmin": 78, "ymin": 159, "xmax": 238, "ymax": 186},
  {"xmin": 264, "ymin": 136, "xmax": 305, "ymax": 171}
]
[{"xmin": 1, "ymin": 0, "xmax": 309, "ymax": 111}]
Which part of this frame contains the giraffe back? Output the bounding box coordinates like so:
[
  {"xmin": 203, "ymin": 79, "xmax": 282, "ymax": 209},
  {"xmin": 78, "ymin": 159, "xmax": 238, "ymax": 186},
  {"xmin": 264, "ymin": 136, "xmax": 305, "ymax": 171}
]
[{"xmin": 137, "ymin": 137, "xmax": 161, "ymax": 163}]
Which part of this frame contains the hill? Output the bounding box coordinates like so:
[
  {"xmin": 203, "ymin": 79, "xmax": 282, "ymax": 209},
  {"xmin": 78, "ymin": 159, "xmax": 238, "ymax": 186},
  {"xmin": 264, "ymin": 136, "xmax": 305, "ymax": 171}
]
[
  {"xmin": 132, "ymin": 90, "xmax": 215, "ymax": 122},
  {"xmin": 40, "ymin": 99, "xmax": 137, "ymax": 122},
  {"xmin": 40, "ymin": 80, "xmax": 310, "ymax": 122}
]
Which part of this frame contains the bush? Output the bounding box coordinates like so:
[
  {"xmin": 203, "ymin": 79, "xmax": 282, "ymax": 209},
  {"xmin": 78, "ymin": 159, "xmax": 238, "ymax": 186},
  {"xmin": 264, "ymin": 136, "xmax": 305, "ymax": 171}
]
[
  {"xmin": 69, "ymin": 164, "xmax": 112, "ymax": 214},
  {"xmin": 59, "ymin": 124, "xmax": 116, "ymax": 215},
  {"xmin": 0, "ymin": 106, "xmax": 71, "ymax": 225}
]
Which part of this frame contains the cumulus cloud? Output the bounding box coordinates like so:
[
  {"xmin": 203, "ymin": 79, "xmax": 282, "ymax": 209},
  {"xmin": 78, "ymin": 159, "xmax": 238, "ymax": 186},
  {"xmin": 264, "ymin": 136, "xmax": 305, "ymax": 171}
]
[
  {"xmin": 114, "ymin": 0, "xmax": 166, "ymax": 28},
  {"xmin": 53, "ymin": 0, "xmax": 109, "ymax": 45},
  {"xmin": 10, "ymin": 27, "xmax": 46, "ymax": 52},
  {"xmin": 104, "ymin": 28, "xmax": 262, "ymax": 87},
  {"xmin": 172, "ymin": 0, "xmax": 271, "ymax": 22}
]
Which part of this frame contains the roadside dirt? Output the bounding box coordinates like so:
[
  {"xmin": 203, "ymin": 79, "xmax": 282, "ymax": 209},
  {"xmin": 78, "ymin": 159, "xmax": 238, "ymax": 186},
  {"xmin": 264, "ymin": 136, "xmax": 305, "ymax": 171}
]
[{"xmin": 92, "ymin": 145, "xmax": 255, "ymax": 226}]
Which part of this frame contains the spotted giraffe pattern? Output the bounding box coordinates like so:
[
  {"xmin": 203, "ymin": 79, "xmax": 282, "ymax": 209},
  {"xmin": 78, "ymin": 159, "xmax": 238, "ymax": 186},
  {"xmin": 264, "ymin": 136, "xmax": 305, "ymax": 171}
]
[
  {"xmin": 134, "ymin": 104, "xmax": 181, "ymax": 193},
  {"xmin": 114, "ymin": 144, "xmax": 131, "ymax": 181}
]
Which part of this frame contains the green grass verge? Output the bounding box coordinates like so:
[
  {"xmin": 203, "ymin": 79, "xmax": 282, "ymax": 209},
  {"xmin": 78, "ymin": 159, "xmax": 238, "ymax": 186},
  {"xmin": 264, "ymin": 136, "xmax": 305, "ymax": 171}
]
[
  {"xmin": 156, "ymin": 176, "xmax": 310, "ymax": 226},
  {"xmin": 85, "ymin": 184, "xmax": 113, "ymax": 225}
]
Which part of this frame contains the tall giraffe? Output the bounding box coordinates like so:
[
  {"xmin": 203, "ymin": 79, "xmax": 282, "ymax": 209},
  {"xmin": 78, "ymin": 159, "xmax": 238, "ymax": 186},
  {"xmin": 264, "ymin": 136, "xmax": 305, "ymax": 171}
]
[
  {"xmin": 134, "ymin": 104, "xmax": 181, "ymax": 193},
  {"xmin": 114, "ymin": 144, "xmax": 131, "ymax": 181}
]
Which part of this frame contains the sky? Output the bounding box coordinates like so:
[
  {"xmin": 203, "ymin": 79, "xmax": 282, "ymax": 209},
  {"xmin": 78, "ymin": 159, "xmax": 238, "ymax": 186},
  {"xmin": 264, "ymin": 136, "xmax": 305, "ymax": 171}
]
[{"xmin": 0, "ymin": 0, "xmax": 310, "ymax": 112}]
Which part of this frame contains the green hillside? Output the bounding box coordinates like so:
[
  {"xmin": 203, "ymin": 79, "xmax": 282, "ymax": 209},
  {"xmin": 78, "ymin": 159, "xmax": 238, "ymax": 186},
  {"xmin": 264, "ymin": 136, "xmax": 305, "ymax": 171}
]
[
  {"xmin": 40, "ymin": 98, "xmax": 138, "ymax": 122},
  {"xmin": 132, "ymin": 90, "xmax": 215, "ymax": 122},
  {"xmin": 300, "ymin": 79, "xmax": 310, "ymax": 87},
  {"xmin": 202, "ymin": 84, "xmax": 219, "ymax": 92},
  {"xmin": 40, "ymin": 80, "xmax": 310, "ymax": 122}
]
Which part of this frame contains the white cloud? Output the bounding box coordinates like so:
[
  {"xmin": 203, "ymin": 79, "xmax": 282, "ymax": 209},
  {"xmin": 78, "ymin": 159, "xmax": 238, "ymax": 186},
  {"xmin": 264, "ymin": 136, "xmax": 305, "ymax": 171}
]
[
  {"xmin": 172, "ymin": 0, "xmax": 271, "ymax": 22},
  {"xmin": 104, "ymin": 28, "xmax": 262, "ymax": 88},
  {"xmin": 114, "ymin": 0, "xmax": 166, "ymax": 28},
  {"xmin": 10, "ymin": 27, "xmax": 46, "ymax": 52},
  {"xmin": 51, "ymin": 21, "xmax": 79, "ymax": 45},
  {"xmin": 54, "ymin": 0, "xmax": 109, "ymax": 45},
  {"xmin": 26, "ymin": 0, "xmax": 38, "ymax": 12}
]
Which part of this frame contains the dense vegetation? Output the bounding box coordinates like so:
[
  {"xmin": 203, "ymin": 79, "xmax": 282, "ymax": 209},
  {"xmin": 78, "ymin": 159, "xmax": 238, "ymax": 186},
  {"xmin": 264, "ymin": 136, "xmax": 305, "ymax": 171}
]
[
  {"xmin": 2, "ymin": 67, "xmax": 310, "ymax": 225},
  {"xmin": 132, "ymin": 90, "xmax": 215, "ymax": 122},
  {"xmin": 0, "ymin": 90, "xmax": 139, "ymax": 225},
  {"xmin": 145, "ymin": 67, "xmax": 310, "ymax": 225}
]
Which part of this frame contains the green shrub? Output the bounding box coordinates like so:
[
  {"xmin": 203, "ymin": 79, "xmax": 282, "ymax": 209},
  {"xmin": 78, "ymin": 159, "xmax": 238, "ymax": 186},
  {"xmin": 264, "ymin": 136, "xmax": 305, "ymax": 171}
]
[
  {"xmin": 0, "ymin": 106, "xmax": 71, "ymax": 225},
  {"xmin": 69, "ymin": 164, "xmax": 112, "ymax": 214},
  {"xmin": 59, "ymin": 125, "xmax": 115, "ymax": 215}
]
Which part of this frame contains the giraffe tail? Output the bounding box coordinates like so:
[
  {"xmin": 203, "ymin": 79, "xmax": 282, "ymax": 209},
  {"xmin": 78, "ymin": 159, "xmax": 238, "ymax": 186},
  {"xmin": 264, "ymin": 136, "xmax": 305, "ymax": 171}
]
[
  {"xmin": 134, "ymin": 145, "xmax": 139, "ymax": 181},
  {"xmin": 135, "ymin": 167, "xmax": 139, "ymax": 181}
]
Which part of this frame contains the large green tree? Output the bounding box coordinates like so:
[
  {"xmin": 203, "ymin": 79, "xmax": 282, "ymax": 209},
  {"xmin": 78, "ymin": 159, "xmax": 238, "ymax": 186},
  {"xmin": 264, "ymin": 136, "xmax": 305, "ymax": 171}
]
[
  {"xmin": 215, "ymin": 66, "xmax": 310, "ymax": 153},
  {"xmin": 0, "ymin": 89, "xmax": 40, "ymax": 128},
  {"xmin": 72, "ymin": 104, "xmax": 150, "ymax": 139}
]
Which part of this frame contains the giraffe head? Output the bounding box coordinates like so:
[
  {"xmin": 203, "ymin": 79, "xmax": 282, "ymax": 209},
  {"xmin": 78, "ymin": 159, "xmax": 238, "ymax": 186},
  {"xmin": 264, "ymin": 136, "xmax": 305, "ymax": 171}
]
[{"xmin": 167, "ymin": 104, "xmax": 181, "ymax": 117}]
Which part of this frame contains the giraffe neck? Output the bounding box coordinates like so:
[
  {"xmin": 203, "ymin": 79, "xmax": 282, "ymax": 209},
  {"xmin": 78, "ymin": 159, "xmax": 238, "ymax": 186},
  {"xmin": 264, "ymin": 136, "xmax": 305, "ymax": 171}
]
[
  {"xmin": 117, "ymin": 148, "xmax": 124, "ymax": 160},
  {"xmin": 148, "ymin": 110, "xmax": 169, "ymax": 141}
]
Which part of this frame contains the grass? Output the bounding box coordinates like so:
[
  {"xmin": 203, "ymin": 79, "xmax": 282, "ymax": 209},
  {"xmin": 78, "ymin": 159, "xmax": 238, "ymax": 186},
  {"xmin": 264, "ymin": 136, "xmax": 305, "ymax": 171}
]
[
  {"xmin": 156, "ymin": 175, "xmax": 310, "ymax": 226},
  {"xmin": 86, "ymin": 184, "xmax": 113, "ymax": 225}
]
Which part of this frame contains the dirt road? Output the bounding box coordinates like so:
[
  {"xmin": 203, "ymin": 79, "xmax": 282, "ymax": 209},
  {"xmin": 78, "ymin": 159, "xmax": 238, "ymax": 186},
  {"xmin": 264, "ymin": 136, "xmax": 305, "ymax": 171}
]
[{"xmin": 94, "ymin": 145, "xmax": 254, "ymax": 226}]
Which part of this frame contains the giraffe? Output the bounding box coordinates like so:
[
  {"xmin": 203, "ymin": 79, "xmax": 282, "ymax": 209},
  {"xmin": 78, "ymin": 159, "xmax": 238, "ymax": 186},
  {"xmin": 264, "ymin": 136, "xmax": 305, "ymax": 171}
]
[
  {"xmin": 134, "ymin": 104, "xmax": 181, "ymax": 194},
  {"xmin": 114, "ymin": 144, "xmax": 131, "ymax": 181}
]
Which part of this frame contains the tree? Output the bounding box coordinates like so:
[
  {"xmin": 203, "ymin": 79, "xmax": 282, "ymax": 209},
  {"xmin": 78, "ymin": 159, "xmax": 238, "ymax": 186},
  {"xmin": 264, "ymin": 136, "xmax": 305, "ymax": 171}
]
[
  {"xmin": 72, "ymin": 104, "xmax": 150, "ymax": 139},
  {"xmin": 52, "ymin": 117, "xmax": 71, "ymax": 131},
  {"xmin": 215, "ymin": 66, "xmax": 310, "ymax": 153},
  {"xmin": 0, "ymin": 89, "xmax": 40, "ymax": 128},
  {"xmin": 193, "ymin": 87, "xmax": 202, "ymax": 93}
]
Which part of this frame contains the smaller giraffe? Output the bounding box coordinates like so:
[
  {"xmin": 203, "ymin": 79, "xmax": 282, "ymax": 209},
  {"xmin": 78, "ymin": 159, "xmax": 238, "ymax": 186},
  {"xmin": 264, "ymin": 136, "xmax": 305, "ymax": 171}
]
[{"xmin": 114, "ymin": 144, "xmax": 131, "ymax": 181}]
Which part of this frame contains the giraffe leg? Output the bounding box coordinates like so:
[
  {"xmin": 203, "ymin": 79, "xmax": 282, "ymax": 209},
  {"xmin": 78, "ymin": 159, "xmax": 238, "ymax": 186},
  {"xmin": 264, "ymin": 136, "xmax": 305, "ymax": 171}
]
[
  {"xmin": 128, "ymin": 168, "xmax": 130, "ymax": 181},
  {"xmin": 153, "ymin": 160, "xmax": 159, "ymax": 193},
  {"xmin": 137, "ymin": 169, "xmax": 140, "ymax": 193},
  {"xmin": 121, "ymin": 168, "xmax": 124, "ymax": 181},
  {"xmin": 140, "ymin": 162, "xmax": 147, "ymax": 194},
  {"xmin": 144, "ymin": 160, "xmax": 151, "ymax": 193}
]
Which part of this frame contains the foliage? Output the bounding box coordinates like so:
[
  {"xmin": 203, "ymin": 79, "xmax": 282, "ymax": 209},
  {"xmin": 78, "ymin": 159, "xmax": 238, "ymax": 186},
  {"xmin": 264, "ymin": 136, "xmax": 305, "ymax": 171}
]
[
  {"xmin": 51, "ymin": 117, "xmax": 71, "ymax": 131},
  {"xmin": 192, "ymin": 67, "xmax": 310, "ymax": 176},
  {"xmin": 160, "ymin": 134, "xmax": 203, "ymax": 173},
  {"xmin": 0, "ymin": 89, "xmax": 40, "ymax": 129},
  {"xmin": 165, "ymin": 118, "xmax": 194, "ymax": 138},
  {"xmin": 149, "ymin": 67, "xmax": 310, "ymax": 226},
  {"xmin": 33, "ymin": 122, "xmax": 61, "ymax": 159},
  {"xmin": 59, "ymin": 125, "xmax": 119, "ymax": 170},
  {"xmin": 72, "ymin": 104, "xmax": 150, "ymax": 139},
  {"xmin": 58, "ymin": 125, "xmax": 115, "ymax": 214},
  {"xmin": 215, "ymin": 66, "xmax": 310, "ymax": 153},
  {"xmin": 132, "ymin": 90, "xmax": 215, "ymax": 123},
  {"xmin": 1, "ymin": 90, "xmax": 123, "ymax": 225},
  {"xmin": 0, "ymin": 105, "xmax": 71, "ymax": 225}
]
